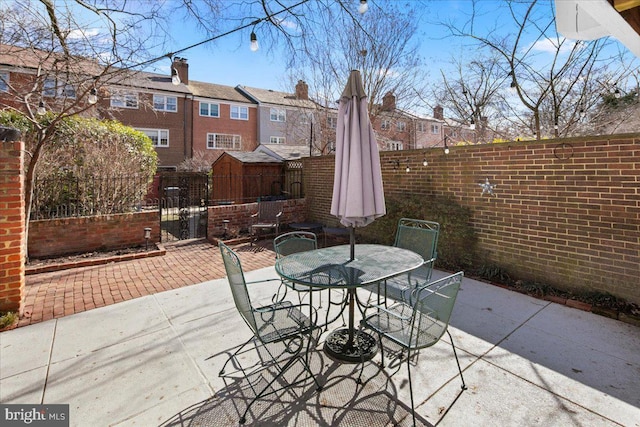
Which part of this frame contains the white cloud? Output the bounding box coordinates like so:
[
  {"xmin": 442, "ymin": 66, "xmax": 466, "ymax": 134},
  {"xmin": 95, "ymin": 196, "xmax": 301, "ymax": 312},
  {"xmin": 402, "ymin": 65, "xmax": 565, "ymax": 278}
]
[
  {"xmin": 527, "ymin": 37, "xmax": 576, "ymax": 54},
  {"xmin": 67, "ymin": 28, "xmax": 100, "ymax": 40}
]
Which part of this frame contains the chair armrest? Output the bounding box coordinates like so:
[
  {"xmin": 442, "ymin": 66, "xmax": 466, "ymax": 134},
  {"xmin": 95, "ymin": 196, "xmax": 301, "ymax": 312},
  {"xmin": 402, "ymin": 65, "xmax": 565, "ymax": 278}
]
[{"xmin": 366, "ymin": 302, "xmax": 413, "ymax": 321}]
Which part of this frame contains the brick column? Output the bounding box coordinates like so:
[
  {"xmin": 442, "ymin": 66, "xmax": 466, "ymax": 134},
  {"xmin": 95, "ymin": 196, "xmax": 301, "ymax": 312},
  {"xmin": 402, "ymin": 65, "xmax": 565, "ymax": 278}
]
[{"xmin": 0, "ymin": 140, "xmax": 25, "ymax": 314}]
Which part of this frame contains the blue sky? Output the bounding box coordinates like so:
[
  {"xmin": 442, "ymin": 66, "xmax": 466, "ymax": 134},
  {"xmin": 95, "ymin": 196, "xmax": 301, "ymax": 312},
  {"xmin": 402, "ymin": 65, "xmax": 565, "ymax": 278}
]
[{"xmin": 73, "ymin": 0, "xmax": 637, "ymax": 93}]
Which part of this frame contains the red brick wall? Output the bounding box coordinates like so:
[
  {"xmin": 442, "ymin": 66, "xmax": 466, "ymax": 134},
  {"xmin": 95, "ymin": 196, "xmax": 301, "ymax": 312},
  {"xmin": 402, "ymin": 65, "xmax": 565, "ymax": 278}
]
[
  {"xmin": 0, "ymin": 140, "xmax": 25, "ymax": 313},
  {"xmin": 303, "ymin": 134, "xmax": 640, "ymax": 305},
  {"xmin": 28, "ymin": 212, "xmax": 159, "ymax": 259},
  {"xmin": 207, "ymin": 198, "xmax": 306, "ymax": 238},
  {"xmin": 191, "ymin": 102, "xmax": 258, "ymax": 154}
]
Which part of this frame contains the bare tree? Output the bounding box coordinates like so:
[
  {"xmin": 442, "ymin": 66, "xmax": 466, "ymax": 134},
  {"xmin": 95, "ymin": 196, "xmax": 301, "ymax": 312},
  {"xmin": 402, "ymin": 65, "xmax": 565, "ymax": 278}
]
[
  {"xmin": 439, "ymin": 0, "xmax": 634, "ymax": 140},
  {"xmin": 283, "ymin": 1, "xmax": 429, "ymax": 153}
]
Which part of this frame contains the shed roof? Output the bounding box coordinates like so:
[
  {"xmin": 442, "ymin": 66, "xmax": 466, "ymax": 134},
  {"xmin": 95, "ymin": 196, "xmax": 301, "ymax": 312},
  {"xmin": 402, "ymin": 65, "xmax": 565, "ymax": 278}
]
[
  {"xmin": 255, "ymin": 144, "xmax": 309, "ymax": 161},
  {"xmin": 223, "ymin": 151, "xmax": 283, "ymax": 164}
]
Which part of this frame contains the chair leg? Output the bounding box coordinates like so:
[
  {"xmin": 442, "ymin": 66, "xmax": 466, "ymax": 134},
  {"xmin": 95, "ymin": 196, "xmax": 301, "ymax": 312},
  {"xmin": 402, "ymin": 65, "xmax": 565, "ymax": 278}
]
[
  {"xmin": 406, "ymin": 349, "xmax": 416, "ymax": 427},
  {"xmin": 218, "ymin": 336, "xmax": 254, "ymax": 376},
  {"xmin": 446, "ymin": 329, "xmax": 467, "ymax": 390}
]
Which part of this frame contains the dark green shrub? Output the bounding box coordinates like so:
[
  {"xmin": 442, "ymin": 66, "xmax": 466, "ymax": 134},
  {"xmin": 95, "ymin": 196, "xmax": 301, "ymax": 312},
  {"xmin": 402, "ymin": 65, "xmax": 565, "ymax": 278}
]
[{"xmin": 358, "ymin": 193, "xmax": 477, "ymax": 271}]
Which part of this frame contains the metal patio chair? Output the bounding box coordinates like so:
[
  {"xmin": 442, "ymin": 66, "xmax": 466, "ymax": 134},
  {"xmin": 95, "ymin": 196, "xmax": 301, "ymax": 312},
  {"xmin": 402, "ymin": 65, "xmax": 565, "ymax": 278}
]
[
  {"xmin": 358, "ymin": 271, "xmax": 467, "ymax": 427},
  {"xmin": 367, "ymin": 218, "xmax": 440, "ymax": 306},
  {"xmin": 218, "ymin": 242, "xmax": 322, "ymax": 424},
  {"xmin": 273, "ymin": 231, "xmax": 347, "ymax": 329},
  {"xmin": 249, "ymin": 200, "xmax": 283, "ymax": 245}
]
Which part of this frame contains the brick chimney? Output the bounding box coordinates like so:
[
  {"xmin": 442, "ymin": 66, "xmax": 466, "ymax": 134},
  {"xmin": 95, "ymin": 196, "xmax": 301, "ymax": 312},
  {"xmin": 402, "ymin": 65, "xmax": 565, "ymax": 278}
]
[
  {"xmin": 433, "ymin": 105, "xmax": 443, "ymax": 120},
  {"xmin": 295, "ymin": 80, "xmax": 309, "ymax": 100},
  {"xmin": 172, "ymin": 57, "xmax": 189, "ymax": 85},
  {"xmin": 382, "ymin": 92, "xmax": 396, "ymax": 111}
]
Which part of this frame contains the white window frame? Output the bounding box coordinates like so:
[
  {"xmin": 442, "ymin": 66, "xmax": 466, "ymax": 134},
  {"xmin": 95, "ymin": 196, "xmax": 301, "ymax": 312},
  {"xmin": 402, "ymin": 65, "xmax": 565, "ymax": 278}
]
[
  {"xmin": 386, "ymin": 141, "xmax": 403, "ymax": 150},
  {"xmin": 431, "ymin": 124, "xmax": 440, "ymax": 134},
  {"xmin": 153, "ymin": 94, "xmax": 177, "ymax": 112},
  {"xmin": 207, "ymin": 133, "xmax": 241, "ymax": 150},
  {"xmin": 199, "ymin": 102, "xmax": 219, "ymax": 117},
  {"xmin": 269, "ymin": 136, "xmax": 285, "ymax": 144},
  {"xmin": 110, "ymin": 92, "xmax": 139, "ymax": 109},
  {"xmin": 396, "ymin": 121, "xmax": 406, "ymax": 132},
  {"xmin": 0, "ymin": 71, "xmax": 9, "ymax": 92},
  {"xmin": 327, "ymin": 116, "xmax": 337, "ymax": 129},
  {"xmin": 381, "ymin": 119, "xmax": 391, "ymax": 130},
  {"xmin": 270, "ymin": 108, "xmax": 286, "ymax": 122},
  {"xmin": 416, "ymin": 122, "xmax": 426, "ymax": 132},
  {"xmin": 138, "ymin": 128, "xmax": 169, "ymax": 147},
  {"xmin": 231, "ymin": 105, "xmax": 249, "ymax": 120},
  {"xmin": 42, "ymin": 77, "xmax": 76, "ymax": 99}
]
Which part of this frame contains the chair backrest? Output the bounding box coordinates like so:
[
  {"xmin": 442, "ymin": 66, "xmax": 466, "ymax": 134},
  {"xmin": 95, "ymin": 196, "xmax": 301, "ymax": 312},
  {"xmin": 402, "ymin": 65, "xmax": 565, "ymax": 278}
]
[
  {"xmin": 274, "ymin": 231, "xmax": 317, "ymax": 258},
  {"xmin": 219, "ymin": 242, "xmax": 258, "ymax": 334},
  {"xmin": 257, "ymin": 200, "xmax": 283, "ymax": 223},
  {"xmin": 410, "ymin": 271, "xmax": 463, "ymax": 349},
  {"xmin": 394, "ymin": 218, "xmax": 440, "ymax": 261}
]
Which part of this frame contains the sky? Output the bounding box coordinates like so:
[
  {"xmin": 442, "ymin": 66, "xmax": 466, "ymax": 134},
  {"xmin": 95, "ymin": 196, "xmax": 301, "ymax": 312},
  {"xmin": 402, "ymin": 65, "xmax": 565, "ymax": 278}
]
[{"xmin": 141, "ymin": 0, "xmax": 564, "ymax": 92}]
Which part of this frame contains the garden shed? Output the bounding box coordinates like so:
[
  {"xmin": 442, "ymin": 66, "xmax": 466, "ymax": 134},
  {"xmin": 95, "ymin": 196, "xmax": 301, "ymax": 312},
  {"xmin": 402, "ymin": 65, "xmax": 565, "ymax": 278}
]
[{"xmin": 211, "ymin": 151, "xmax": 284, "ymax": 204}]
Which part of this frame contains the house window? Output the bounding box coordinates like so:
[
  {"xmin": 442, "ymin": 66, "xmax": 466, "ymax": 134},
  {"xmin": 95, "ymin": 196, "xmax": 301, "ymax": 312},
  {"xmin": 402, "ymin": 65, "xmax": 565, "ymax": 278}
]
[
  {"xmin": 269, "ymin": 136, "xmax": 285, "ymax": 144},
  {"xmin": 43, "ymin": 78, "xmax": 56, "ymax": 97},
  {"xmin": 431, "ymin": 124, "xmax": 439, "ymax": 134},
  {"xmin": 138, "ymin": 128, "xmax": 169, "ymax": 147},
  {"xmin": 270, "ymin": 108, "xmax": 286, "ymax": 122},
  {"xmin": 153, "ymin": 94, "xmax": 177, "ymax": 112},
  {"xmin": 396, "ymin": 121, "xmax": 406, "ymax": 132},
  {"xmin": 42, "ymin": 78, "xmax": 75, "ymax": 98},
  {"xmin": 231, "ymin": 105, "xmax": 248, "ymax": 120},
  {"xmin": 200, "ymin": 102, "xmax": 219, "ymax": 117},
  {"xmin": 416, "ymin": 122, "xmax": 426, "ymax": 132},
  {"xmin": 300, "ymin": 113, "xmax": 310, "ymax": 125},
  {"xmin": 0, "ymin": 71, "xmax": 8, "ymax": 92},
  {"xmin": 450, "ymin": 131, "xmax": 458, "ymax": 138},
  {"xmin": 386, "ymin": 141, "xmax": 403, "ymax": 150},
  {"xmin": 327, "ymin": 116, "xmax": 337, "ymax": 129},
  {"xmin": 381, "ymin": 120, "xmax": 391, "ymax": 130},
  {"xmin": 207, "ymin": 133, "xmax": 241, "ymax": 150},
  {"xmin": 111, "ymin": 92, "xmax": 139, "ymax": 109}
]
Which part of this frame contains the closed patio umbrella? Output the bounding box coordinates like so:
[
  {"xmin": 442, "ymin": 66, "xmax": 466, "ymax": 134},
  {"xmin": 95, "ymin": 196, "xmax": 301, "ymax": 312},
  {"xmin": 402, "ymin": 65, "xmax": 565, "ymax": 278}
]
[{"xmin": 330, "ymin": 69, "xmax": 386, "ymax": 261}]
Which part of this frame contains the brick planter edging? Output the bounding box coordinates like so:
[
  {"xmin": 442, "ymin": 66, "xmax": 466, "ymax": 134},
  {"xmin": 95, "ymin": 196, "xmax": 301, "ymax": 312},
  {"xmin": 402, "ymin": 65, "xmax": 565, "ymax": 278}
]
[
  {"xmin": 25, "ymin": 244, "xmax": 166, "ymax": 275},
  {"xmin": 481, "ymin": 277, "xmax": 640, "ymax": 326}
]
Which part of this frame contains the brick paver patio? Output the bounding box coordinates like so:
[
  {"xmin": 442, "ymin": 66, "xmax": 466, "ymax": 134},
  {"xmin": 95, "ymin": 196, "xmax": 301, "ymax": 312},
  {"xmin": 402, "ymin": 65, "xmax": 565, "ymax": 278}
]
[{"xmin": 20, "ymin": 239, "xmax": 276, "ymax": 327}]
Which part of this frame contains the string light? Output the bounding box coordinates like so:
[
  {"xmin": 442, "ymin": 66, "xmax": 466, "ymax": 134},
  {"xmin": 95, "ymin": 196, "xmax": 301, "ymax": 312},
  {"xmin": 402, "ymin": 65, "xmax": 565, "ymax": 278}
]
[
  {"xmin": 171, "ymin": 67, "xmax": 181, "ymax": 85},
  {"xmin": 470, "ymin": 117, "xmax": 475, "ymax": 130},
  {"xmin": 358, "ymin": 0, "xmax": 368, "ymax": 14},
  {"xmin": 37, "ymin": 100, "xmax": 46, "ymax": 115},
  {"xmin": 88, "ymin": 88, "xmax": 98, "ymax": 104},
  {"xmin": 250, "ymin": 31, "xmax": 259, "ymax": 52},
  {"xmin": 422, "ymin": 157, "xmax": 428, "ymax": 166},
  {"xmin": 444, "ymin": 137, "xmax": 450, "ymax": 154}
]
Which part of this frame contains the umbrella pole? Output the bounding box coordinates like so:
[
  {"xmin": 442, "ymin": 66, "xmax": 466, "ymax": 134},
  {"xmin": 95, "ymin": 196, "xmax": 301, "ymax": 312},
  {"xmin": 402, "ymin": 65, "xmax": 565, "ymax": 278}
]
[{"xmin": 349, "ymin": 226, "xmax": 355, "ymax": 261}]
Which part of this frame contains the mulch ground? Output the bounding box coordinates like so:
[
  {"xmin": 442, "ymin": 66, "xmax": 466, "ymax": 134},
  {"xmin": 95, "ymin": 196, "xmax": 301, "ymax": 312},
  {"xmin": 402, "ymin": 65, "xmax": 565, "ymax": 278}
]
[{"xmin": 18, "ymin": 238, "xmax": 277, "ymax": 328}]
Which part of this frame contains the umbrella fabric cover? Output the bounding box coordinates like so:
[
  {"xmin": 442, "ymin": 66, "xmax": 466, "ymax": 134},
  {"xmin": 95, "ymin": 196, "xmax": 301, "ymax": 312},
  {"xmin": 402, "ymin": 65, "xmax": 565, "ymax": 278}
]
[{"xmin": 331, "ymin": 70, "xmax": 385, "ymax": 228}]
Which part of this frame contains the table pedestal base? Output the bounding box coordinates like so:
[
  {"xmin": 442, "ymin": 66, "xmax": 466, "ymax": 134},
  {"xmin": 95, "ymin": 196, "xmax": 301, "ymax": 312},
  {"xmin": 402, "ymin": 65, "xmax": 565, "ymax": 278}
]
[{"xmin": 324, "ymin": 328, "xmax": 377, "ymax": 363}]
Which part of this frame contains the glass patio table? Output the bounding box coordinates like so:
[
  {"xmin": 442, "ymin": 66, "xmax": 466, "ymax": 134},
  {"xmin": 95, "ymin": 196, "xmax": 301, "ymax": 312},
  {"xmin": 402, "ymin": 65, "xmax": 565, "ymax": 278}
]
[{"xmin": 275, "ymin": 244, "xmax": 423, "ymax": 363}]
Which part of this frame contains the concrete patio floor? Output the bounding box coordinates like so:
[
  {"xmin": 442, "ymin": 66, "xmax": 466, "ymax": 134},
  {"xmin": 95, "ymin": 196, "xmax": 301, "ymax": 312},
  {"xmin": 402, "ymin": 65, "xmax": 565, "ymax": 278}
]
[{"xmin": 2, "ymin": 266, "xmax": 639, "ymax": 426}]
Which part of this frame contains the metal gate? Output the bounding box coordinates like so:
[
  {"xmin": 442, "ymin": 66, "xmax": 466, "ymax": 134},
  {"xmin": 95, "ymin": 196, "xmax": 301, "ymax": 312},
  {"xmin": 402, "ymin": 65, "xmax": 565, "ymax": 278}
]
[{"xmin": 159, "ymin": 173, "xmax": 209, "ymax": 242}]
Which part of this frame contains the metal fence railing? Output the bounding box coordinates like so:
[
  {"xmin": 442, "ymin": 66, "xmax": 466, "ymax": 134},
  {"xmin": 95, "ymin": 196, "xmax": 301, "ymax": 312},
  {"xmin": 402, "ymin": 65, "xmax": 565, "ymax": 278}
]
[{"xmin": 30, "ymin": 174, "xmax": 152, "ymax": 220}]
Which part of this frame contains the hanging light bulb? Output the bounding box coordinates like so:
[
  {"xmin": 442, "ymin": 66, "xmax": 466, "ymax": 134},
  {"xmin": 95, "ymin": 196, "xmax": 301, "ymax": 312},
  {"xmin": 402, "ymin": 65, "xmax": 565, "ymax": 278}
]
[
  {"xmin": 358, "ymin": 0, "xmax": 368, "ymax": 14},
  {"xmin": 250, "ymin": 31, "xmax": 259, "ymax": 52},
  {"xmin": 554, "ymin": 119, "xmax": 559, "ymax": 130},
  {"xmin": 444, "ymin": 137, "xmax": 450, "ymax": 154},
  {"xmin": 405, "ymin": 160, "xmax": 410, "ymax": 173},
  {"xmin": 171, "ymin": 67, "xmax": 181, "ymax": 85},
  {"xmin": 37, "ymin": 100, "xmax": 46, "ymax": 115},
  {"xmin": 88, "ymin": 88, "xmax": 98, "ymax": 105},
  {"xmin": 470, "ymin": 117, "xmax": 476, "ymax": 130},
  {"xmin": 422, "ymin": 157, "xmax": 428, "ymax": 167},
  {"xmin": 614, "ymin": 87, "xmax": 621, "ymax": 99}
]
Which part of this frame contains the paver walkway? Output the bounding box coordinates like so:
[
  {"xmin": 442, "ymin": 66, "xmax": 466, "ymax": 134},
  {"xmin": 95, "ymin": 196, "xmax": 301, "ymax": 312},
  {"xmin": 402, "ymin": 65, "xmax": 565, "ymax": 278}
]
[{"xmin": 20, "ymin": 239, "xmax": 276, "ymax": 327}]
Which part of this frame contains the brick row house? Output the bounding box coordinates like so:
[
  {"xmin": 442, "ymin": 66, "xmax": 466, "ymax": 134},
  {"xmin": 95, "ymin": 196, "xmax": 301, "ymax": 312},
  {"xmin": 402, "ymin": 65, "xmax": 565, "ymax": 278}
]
[{"xmin": 0, "ymin": 45, "xmax": 475, "ymax": 169}]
